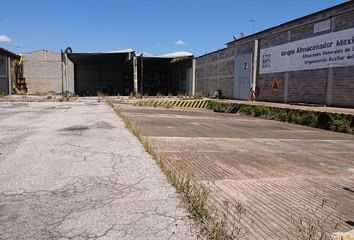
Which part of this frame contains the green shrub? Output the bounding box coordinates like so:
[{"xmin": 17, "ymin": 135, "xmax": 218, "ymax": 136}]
[
  {"xmin": 273, "ymin": 109, "xmax": 288, "ymax": 121},
  {"xmin": 207, "ymin": 101, "xmax": 232, "ymax": 111},
  {"xmin": 299, "ymin": 112, "xmax": 318, "ymax": 126},
  {"xmin": 238, "ymin": 105, "xmax": 254, "ymax": 115},
  {"xmin": 208, "ymin": 100, "xmax": 353, "ymax": 134},
  {"xmin": 330, "ymin": 115, "xmax": 352, "ymax": 133},
  {"xmin": 253, "ymin": 106, "xmax": 271, "ymax": 117}
]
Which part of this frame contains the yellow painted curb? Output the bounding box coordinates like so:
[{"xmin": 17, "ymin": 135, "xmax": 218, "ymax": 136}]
[{"xmin": 135, "ymin": 99, "xmax": 209, "ymax": 109}]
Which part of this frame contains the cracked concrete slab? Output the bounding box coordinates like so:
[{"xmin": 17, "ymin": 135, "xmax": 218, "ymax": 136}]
[{"xmin": 0, "ymin": 102, "xmax": 198, "ymax": 240}]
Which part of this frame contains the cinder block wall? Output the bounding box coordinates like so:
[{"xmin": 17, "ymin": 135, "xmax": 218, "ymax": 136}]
[
  {"xmin": 254, "ymin": 4, "xmax": 354, "ymax": 107},
  {"xmin": 22, "ymin": 50, "xmax": 74, "ymax": 94},
  {"xmin": 196, "ymin": 2, "xmax": 354, "ymax": 108},
  {"xmin": 195, "ymin": 47, "xmax": 235, "ymax": 98}
]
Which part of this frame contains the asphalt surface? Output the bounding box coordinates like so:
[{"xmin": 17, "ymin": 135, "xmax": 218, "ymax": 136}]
[
  {"xmin": 118, "ymin": 104, "xmax": 354, "ymax": 240},
  {"xmin": 0, "ymin": 102, "xmax": 197, "ymax": 240}
]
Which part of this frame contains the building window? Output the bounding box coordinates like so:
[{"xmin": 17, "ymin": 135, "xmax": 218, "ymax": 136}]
[{"xmin": 0, "ymin": 55, "xmax": 7, "ymax": 77}]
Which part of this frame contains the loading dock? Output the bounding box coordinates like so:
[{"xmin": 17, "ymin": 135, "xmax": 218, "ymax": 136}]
[
  {"xmin": 139, "ymin": 54, "xmax": 194, "ymax": 96},
  {"xmin": 68, "ymin": 50, "xmax": 134, "ymax": 96},
  {"xmin": 68, "ymin": 49, "xmax": 194, "ymax": 96},
  {"xmin": 0, "ymin": 47, "xmax": 20, "ymax": 95}
]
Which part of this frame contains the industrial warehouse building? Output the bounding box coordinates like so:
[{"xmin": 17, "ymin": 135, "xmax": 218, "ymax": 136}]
[
  {"xmin": 18, "ymin": 49, "xmax": 194, "ymax": 96},
  {"xmin": 1, "ymin": 2, "xmax": 353, "ymax": 108},
  {"xmin": 195, "ymin": 1, "xmax": 354, "ymax": 108},
  {"xmin": 67, "ymin": 50, "xmax": 194, "ymax": 96},
  {"xmin": 0, "ymin": 48, "xmax": 20, "ymax": 95}
]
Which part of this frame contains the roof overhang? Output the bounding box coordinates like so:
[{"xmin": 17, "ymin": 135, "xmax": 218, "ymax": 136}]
[
  {"xmin": 0, "ymin": 47, "xmax": 20, "ymax": 60},
  {"xmin": 142, "ymin": 56, "xmax": 194, "ymax": 65},
  {"xmin": 68, "ymin": 52, "xmax": 133, "ymax": 65}
]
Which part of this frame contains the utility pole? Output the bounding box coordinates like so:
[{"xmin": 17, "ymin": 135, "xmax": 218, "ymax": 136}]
[
  {"xmin": 250, "ymin": 19, "xmax": 256, "ymax": 34},
  {"xmin": 7, "ymin": 56, "xmax": 11, "ymax": 95}
]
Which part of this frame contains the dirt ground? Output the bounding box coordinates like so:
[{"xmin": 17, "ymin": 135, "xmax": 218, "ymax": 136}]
[{"xmin": 118, "ymin": 103, "xmax": 354, "ymax": 240}]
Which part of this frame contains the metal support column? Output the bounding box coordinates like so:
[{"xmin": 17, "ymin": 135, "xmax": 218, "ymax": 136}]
[
  {"xmin": 7, "ymin": 57, "xmax": 11, "ymax": 95},
  {"xmin": 192, "ymin": 58, "xmax": 196, "ymax": 96},
  {"xmin": 133, "ymin": 55, "xmax": 138, "ymax": 93},
  {"xmin": 140, "ymin": 54, "xmax": 144, "ymax": 95}
]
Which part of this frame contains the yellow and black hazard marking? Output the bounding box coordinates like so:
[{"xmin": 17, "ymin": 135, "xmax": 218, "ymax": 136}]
[{"xmin": 135, "ymin": 99, "xmax": 208, "ymax": 109}]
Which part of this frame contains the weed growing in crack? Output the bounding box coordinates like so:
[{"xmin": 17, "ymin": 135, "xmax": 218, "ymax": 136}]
[
  {"xmin": 209, "ymin": 201, "xmax": 248, "ymax": 240},
  {"xmin": 287, "ymin": 200, "xmax": 340, "ymax": 240}
]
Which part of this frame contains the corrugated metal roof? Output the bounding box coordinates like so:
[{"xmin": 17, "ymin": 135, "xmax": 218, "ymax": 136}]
[
  {"xmin": 83, "ymin": 48, "xmax": 134, "ymax": 54},
  {"xmin": 158, "ymin": 51, "xmax": 193, "ymax": 58},
  {"xmin": 140, "ymin": 51, "xmax": 194, "ymax": 59}
]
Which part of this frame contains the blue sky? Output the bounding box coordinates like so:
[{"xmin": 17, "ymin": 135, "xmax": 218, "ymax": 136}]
[{"xmin": 0, "ymin": 0, "xmax": 348, "ymax": 56}]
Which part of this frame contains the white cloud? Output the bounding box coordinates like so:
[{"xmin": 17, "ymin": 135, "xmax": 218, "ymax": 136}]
[
  {"xmin": 3, "ymin": 18, "xmax": 13, "ymax": 22},
  {"xmin": 0, "ymin": 35, "xmax": 11, "ymax": 43},
  {"xmin": 174, "ymin": 39, "xmax": 185, "ymax": 45}
]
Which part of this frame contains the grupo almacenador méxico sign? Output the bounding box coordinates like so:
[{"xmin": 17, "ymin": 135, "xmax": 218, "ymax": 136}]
[{"xmin": 260, "ymin": 27, "xmax": 354, "ymax": 74}]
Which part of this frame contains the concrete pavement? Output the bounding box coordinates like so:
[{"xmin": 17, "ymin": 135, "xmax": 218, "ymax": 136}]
[
  {"xmin": 118, "ymin": 104, "xmax": 354, "ymax": 240},
  {"xmin": 0, "ymin": 102, "xmax": 197, "ymax": 240}
]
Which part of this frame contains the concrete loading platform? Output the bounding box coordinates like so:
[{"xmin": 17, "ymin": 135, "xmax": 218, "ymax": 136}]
[
  {"xmin": 117, "ymin": 103, "xmax": 354, "ymax": 239},
  {"xmin": 126, "ymin": 97, "xmax": 354, "ymax": 134}
]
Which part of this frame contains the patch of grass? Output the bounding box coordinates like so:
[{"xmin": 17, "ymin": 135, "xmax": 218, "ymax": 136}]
[
  {"xmin": 287, "ymin": 111, "xmax": 318, "ymax": 127},
  {"xmin": 207, "ymin": 100, "xmax": 353, "ymax": 134},
  {"xmin": 287, "ymin": 200, "xmax": 340, "ymax": 240},
  {"xmin": 330, "ymin": 114, "xmax": 352, "ymax": 133},
  {"xmin": 129, "ymin": 92, "xmax": 143, "ymax": 99},
  {"xmin": 97, "ymin": 91, "xmax": 108, "ymax": 98},
  {"xmin": 208, "ymin": 201, "xmax": 248, "ymax": 240},
  {"xmin": 194, "ymin": 92, "xmax": 204, "ymax": 99},
  {"xmin": 108, "ymin": 100, "xmax": 248, "ymax": 240},
  {"xmin": 59, "ymin": 95, "xmax": 74, "ymax": 102},
  {"xmin": 207, "ymin": 101, "xmax": 232, "ymax": 111},
  {"xmin": 177, "ymin": 93, "xmax": 188, "ymax": 99}
]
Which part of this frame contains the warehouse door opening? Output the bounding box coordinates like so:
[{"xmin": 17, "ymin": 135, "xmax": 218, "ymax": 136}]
[
  {"xmin": 234, "ymin": 53, "xmax": 252, "ymax": 100},
  {"xmin": 138, "ymin": 55, "xmax": 194, "ymax": 96},
  {"xmin": 68, "ymin": 51, "xmax": 134, "ymax": 96},
  {"xmin": 0, "ymin": 55, "xmax": 9, "ymax": 94}
]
